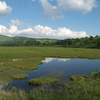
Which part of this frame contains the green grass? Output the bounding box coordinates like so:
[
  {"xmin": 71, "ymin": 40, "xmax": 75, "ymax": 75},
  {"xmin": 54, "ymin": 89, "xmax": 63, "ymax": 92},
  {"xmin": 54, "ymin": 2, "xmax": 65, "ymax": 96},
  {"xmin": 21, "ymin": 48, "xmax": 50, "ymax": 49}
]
[
  {"xmin": 0, "ymin": 47, "xmax": 100, "ymax": 59},
  {"xmin": 11, "ymin": 74, "xmax": 28, "ymax": 79},
  {"xmin": 0, "ymin": 79, "xmax": 100, "ymax": 100},
  {"xmin": 91, "ymin": 70, "xmax": 100, "ymax": 78},
  {"xmin": 70, "ymin": 75, "xmax": 90, "ymax": 82},
  {"xmin": 0, "ymin": 68, "xmax": 25, "ymax": 84},
  {"xmin": 28, "ymin": 77, "xmax": 58, "ymax": 86}
]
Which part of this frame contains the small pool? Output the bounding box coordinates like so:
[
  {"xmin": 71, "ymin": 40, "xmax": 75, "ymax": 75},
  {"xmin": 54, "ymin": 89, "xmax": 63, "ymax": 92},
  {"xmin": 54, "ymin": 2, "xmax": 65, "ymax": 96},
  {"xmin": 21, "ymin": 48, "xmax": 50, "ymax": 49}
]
[{"xmin": 8, "ymin": 58, "xmax": 100, "ymax": 90}]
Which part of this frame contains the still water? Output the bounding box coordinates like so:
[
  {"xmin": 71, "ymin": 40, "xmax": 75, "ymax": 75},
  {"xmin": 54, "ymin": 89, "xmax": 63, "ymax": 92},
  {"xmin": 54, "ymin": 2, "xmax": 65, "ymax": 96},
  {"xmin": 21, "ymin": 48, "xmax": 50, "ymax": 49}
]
[{"xmin": 8, "ymin": 58, "xmax": 100, "ymax": 90}]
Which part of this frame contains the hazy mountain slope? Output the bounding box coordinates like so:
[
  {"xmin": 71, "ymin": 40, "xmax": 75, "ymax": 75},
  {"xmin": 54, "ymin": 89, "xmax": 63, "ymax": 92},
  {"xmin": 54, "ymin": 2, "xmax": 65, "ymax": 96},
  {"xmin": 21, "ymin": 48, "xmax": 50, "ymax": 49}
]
[
  {"xmin": 0, "ymin": 35, "xmax": 13, "ymax": 43},
  {"xmin": 0, "ymin": 35, "xmax": 31, "ymax": 44}
]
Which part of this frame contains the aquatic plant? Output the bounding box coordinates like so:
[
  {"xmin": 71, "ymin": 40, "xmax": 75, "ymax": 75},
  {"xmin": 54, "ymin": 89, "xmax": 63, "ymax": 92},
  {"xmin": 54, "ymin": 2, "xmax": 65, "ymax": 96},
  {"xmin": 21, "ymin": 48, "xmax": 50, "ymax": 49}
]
[
  {"xmin": 70, "ymin": 75, "xmax": 90, "ymax": 82},
  {"xmin": 0, "ymin": 63, "xmax": 9, "ymax": 72},
  {"xmin": 3, "ymin": 83, "xmax": 8, "ymax": 88},
  {"xmin": 28, "ymin": 77, "xmax": 58, "ymax": 86},
  {"xmin": 11, "ymin": 87, "xmax": 18, "ymax": 92},
  {"xmin": 0, "ymin": 66, "xmax": 9, "ymax": 72},
  {"xmin": 91, "ymin": 70, "xmax": 100, "ymax": 78},
  {"xmin": 11, "ymin": 74, "xmax": 28, "ymax": 79}
]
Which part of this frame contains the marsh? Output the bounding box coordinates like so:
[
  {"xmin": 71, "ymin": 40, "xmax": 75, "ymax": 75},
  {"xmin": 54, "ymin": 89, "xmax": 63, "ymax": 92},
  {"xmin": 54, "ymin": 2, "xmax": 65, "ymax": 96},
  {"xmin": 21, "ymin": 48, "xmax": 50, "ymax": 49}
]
[{"xmin": 8, "ymin": 58, "xmax": 100, "ymax": 90}]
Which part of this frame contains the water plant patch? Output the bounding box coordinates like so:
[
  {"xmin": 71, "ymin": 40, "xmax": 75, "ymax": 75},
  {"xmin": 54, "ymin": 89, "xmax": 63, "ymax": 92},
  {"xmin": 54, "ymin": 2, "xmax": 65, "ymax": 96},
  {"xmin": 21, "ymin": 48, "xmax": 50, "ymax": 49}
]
[
  {"xmin": 70, "ymin": 75, "xmax": 90, "ymax": 82},
  {"xmin": 91, "ymin": 70, "xmax": 100, "ymax": 78},
  {"xmin": 11, "ymin": 74, "xmax": 28, "ymax": 79},
  {"xmin": 28, "ymin": 77, "xmax": 58, "ymax": 86}
]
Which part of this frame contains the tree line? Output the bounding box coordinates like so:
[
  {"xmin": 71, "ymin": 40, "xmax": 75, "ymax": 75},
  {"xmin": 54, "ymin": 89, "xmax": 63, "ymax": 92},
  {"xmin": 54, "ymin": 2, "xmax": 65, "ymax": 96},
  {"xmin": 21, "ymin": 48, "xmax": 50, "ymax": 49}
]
[{"xmin": 0, "ymin": 35, "xmax": 100, "ymax": 49}]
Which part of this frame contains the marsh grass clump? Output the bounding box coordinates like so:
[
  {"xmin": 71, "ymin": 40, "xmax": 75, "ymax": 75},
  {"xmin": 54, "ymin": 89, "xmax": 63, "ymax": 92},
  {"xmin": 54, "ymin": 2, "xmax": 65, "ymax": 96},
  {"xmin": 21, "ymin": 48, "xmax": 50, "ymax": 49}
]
[
  {"xmin": 11, "ymin": 74, "xmax": 28, "ymax": 79},
  {"xmin": 91, "ymin": 70, "xmax": 100, "ymax": 78},
  {"xmin": 3, "ymin": 83, "xmax": 8, "ymax": 88},
  {"xmin": 5, "ymin": 59, "xmax": 39, "ymax": 70},
  {"xmin": 70, "ymin": 75, "xmax": 90, "ymax": 82},
  {"xmin": 0, "ymin": 66, "xmax": 9, "ymax": 72},
  {"xmin": 11, "ymin": 87, "xmax": 18, "ymax": 92},
  {"xmin": 28, "ymin": 77, "xmax": 58, "ymax": 86},
  {"xmin": 0, "ymin": 63, "xmax": 9, "ymax": 72},
  {"xmin": 19, "ymin": 65, "xmax": 39, "ymax": 70}
]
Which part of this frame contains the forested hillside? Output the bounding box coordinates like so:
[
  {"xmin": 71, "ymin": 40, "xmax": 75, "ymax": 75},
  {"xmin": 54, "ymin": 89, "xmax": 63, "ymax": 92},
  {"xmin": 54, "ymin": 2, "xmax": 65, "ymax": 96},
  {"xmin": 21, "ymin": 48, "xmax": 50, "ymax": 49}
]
[
  {"xmin": 56, "ymin": 35, "xmax": 100, "ymax": 48},
  {"xmin": 0, "ymin": 35, "xmax": 100, "ymax": 49}
]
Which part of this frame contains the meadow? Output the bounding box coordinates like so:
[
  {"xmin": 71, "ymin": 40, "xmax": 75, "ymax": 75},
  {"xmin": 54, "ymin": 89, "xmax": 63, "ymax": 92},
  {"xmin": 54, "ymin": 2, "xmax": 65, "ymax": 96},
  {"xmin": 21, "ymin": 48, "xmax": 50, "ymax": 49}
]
[
  {"xmin": 0, "ymin": 47, "xmax": 100, "ymax": 100},
  {"xmin": 0, "ymin": 47, "xmax": 100, "ymax": 59}
]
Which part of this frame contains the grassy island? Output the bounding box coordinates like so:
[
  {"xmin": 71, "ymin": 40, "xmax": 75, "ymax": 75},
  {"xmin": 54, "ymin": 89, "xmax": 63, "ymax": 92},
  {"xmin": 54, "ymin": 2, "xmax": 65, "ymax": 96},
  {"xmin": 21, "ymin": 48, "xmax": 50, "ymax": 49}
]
[
  {"xmin": 28, "ymin": 77, "xmax": 58, "ymax": 86},
  {"xmin": 70, "ymin": 75, "xmax": 90, "ymax": 82},
  {"xmin": 11, "ymin": 74, "xmax": 28, "ymax": 79}
]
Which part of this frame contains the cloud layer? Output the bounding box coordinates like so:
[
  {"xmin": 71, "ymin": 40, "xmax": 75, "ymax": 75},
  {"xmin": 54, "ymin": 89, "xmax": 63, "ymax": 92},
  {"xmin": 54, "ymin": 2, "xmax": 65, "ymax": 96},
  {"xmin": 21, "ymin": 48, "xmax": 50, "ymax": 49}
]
[
  {"xmin": 0, "ymin": 1, "xmax": 12, "ymax": 17},
  {"xmin": 0, "ymin": 24, "xmax": 88, "ymax": 39},
  {"xmin": 39, "ymin": 0, "xmax": 97, "ymax": 19}
]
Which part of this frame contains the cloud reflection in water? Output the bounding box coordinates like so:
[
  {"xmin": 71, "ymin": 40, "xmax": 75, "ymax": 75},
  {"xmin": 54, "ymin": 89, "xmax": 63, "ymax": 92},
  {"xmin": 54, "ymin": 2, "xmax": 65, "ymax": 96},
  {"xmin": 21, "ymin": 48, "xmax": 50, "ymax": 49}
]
[{"xmin": 42, "ymin": 58, "xmax": 70, "ymax": 63}]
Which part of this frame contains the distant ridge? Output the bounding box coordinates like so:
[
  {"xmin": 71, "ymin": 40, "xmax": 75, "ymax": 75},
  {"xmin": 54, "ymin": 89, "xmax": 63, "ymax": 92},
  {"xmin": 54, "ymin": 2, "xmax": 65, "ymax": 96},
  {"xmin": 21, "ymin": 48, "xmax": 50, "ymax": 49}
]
[
  {"xmin": 0, "ymin": 35, "xmax": 58, "ymax": 44},
  {"xmin": 0, "ymin": 35, "xmax": 100, "ymax": 49},
  {"xmin": 0, "ymin": 35, "xmax": 31, "ymax": 43}
]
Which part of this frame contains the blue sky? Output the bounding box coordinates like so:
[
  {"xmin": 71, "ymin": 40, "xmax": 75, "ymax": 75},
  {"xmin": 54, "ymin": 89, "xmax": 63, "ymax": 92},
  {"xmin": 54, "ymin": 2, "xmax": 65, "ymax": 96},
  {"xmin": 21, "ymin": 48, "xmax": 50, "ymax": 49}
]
[{"xmin": 0, "ymin": 0, "xmax": 100, "ymax": 39}]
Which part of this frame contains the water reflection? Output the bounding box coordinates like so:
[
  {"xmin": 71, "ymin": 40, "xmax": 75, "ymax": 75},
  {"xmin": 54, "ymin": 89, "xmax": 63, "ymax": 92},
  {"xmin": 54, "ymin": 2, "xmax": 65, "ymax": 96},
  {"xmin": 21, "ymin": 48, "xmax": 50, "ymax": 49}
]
[{"xmin": 42, "ymin": 58, "xmax": 70, "ymax": 63}]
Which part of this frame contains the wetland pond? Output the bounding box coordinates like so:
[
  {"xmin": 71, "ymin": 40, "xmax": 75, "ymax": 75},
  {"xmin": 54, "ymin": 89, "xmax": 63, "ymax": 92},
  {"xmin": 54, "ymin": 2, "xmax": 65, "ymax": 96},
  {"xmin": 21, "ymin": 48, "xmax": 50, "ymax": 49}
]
[{"xmin": 8, "ymin": 58, "xmax": 100, "ymax": 90}]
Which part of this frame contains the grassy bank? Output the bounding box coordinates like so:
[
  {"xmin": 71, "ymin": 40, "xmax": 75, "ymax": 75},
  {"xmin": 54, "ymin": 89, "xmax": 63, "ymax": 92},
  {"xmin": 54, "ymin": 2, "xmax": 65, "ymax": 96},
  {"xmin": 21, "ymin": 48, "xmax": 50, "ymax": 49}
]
[{"xmin": 0, "ymin": 79, "xmax": 100, "ymax": 100}]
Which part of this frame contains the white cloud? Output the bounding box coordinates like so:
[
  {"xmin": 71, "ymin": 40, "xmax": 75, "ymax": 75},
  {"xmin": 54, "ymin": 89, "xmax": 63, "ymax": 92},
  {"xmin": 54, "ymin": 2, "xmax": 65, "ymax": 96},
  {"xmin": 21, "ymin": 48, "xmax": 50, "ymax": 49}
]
[
  {"xmin": 8, "ymin": 25, "xmax": 18, "ymax": 34},
  {"xmin": 11, "ymin": 19, "xmax": 24, "ymax": 25},
  {"xmin": 0, "ymin": 25, "xmax": 8, "ymax": 35},
  {"xmin": 0, "ymin": 1, "xmax": 12, "ymax": 17},
  {"xmin": 17, "ymin": 28, "xmax": 34, "ymax": 35},
  {"xmin": 57, "ymin": 0, "xmax": 97, "ymax": 14},
  {"xmin": 10, "ymin": 19, "xmax": 31, "ymax": 28},
  {"xmin": 0, "ymin": 24, "xmax": 88, "ymax": 39},
  {"xmin": 39, "ymin": 0, "xmax": 97, "ymax": 19},
  {"xmin": 39, "ymin": 0, "xmax": 63, "ymax": 19}
]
